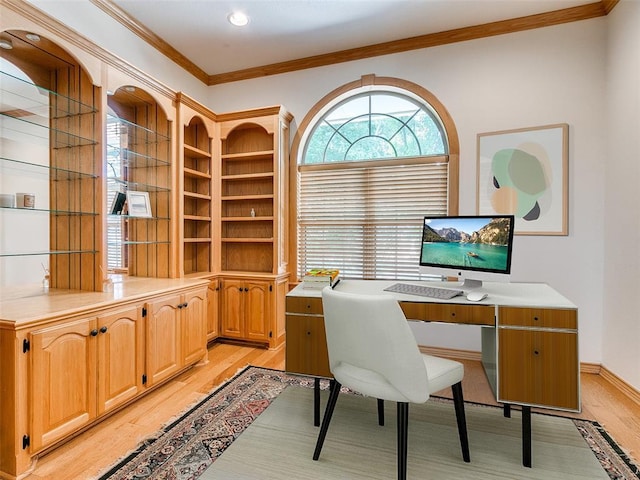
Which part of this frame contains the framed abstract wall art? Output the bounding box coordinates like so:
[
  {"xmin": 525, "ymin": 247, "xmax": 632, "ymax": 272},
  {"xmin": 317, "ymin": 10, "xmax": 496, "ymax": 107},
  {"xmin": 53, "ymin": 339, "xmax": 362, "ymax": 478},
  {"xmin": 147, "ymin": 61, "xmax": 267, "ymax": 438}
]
[{"xmin": 477, "ymin": 123, "xmax": 568, "ymax": 235}]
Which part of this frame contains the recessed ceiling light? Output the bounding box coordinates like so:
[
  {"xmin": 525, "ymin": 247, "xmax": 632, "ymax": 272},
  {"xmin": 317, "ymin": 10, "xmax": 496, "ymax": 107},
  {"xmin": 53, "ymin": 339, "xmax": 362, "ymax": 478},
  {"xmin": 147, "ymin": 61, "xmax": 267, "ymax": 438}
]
[
  {"xmin": 0, "ymin": 39, "xmax": 13, "ymax": 50},
  {"xmin": 228, "ymin": 11, "xmax": 249, "ymax": 27},
  {"xmin": 25, "ymin": 33, "xmax": 41, "ymax": 41}
]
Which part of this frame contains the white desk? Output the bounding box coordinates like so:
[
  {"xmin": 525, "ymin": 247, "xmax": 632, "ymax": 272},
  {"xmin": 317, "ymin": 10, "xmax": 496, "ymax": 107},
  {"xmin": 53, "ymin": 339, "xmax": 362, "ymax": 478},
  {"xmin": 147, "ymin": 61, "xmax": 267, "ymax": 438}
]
[{"xmin": 285, "ymin": 279, "xmax": 579, "ymax": 467}]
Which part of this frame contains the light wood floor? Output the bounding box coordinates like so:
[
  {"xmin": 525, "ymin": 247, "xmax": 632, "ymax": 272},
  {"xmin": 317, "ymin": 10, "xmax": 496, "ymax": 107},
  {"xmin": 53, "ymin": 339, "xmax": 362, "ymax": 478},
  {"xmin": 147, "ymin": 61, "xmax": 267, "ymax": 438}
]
[{"xmin": 28, "ymin": 342, "xmax": 640, "ymax": 480}]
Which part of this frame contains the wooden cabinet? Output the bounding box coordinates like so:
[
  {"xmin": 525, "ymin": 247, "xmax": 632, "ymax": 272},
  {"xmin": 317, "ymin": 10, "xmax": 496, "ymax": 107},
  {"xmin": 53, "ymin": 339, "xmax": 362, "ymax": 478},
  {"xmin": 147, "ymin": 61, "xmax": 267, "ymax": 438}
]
[
  {"xmin": 96, "ymin": 306, "xmax": 145, "ymax": 414},
  {"xmin": 220, "ymin": 278, "xmax": 271, "ymax": 342},
  {"xmin": 218, "ymin": 107, "xmax": 292, "ymax": 275},
  {"xmin": 146, "ymin": 287, "xmax": 207, "ymax": 386},
  {"xmin": 219, "ymin": 274, "xmax": 287, "ymax": 348},
  {"xmin": 497, "ymin": 307, "xmax": 579, "ymax": 411},
  {"xmin": 29, "ymin": 305, "xmax": 143, "ymax": 451},
  {"xmin": 178, "ymin": 94, "xmax": 216, "ymax": 276},
  {"xmin": 285, "ymin": 296, "xmax": 331, "ymax": 377}
]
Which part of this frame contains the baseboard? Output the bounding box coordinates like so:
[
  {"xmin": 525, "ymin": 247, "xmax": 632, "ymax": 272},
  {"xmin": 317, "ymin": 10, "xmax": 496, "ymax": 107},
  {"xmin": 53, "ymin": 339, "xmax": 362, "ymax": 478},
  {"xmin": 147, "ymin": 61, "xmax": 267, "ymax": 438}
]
[
  {"xmin": 418, "ymin": 346, "xmax": 640, "ymax": 407},
  {"xmin": 599, "ymin": 365, "xmax": 640, "ymax": 406},
  {"xmin": 418, "ymin": 345, "xmax": 481, "ymax": 361}
]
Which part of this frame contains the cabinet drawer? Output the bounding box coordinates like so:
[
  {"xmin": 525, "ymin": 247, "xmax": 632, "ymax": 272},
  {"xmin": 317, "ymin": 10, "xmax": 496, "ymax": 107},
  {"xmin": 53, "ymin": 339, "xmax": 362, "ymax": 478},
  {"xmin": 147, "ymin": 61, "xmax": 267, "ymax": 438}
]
[
  {"xmin": 286, "ymin": 296, "xmax": 323, "ymax": 315},
  {"xmin": 400, "ymin": 302, "xmax": 495, "ymax": 326},
  {"xmin": 499, "ymin": 307, "xmax": 577, "ymax": 329}
]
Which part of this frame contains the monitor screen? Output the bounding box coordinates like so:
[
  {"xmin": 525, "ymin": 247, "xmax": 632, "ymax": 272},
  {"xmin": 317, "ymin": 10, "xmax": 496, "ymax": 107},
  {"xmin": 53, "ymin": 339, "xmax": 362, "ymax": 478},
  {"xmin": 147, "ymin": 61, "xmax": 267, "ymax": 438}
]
[{"xmin": 419, "ymin": 215, "xmax": 515, "ymax": 287}]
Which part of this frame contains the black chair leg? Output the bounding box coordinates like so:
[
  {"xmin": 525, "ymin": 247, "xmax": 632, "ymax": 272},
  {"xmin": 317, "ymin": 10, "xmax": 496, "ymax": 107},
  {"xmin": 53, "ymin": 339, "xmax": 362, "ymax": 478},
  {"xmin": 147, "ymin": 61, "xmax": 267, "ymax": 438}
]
[
  {"xmin": 314, "ymin": 378, "xmax": 321, "ymax": 426},
  {"xmin": 378, "ymin": 398, "xmax": 385, "ymax": 426},
  {"xmin": 451, "ymin": 382, "xmax": 471, "ymax": 463},
  {"xmin": 313, "ymin": 380, "xmax": 341, "ymax": 460},
  {"xmin": 397, "ymin": 402, "xmax": 408, "ymax": 480}
]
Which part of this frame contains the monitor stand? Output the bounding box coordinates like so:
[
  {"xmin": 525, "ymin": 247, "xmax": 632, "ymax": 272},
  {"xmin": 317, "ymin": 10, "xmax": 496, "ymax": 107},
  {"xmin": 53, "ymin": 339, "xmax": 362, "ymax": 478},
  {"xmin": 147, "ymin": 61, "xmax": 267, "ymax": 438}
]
[{"xmin": 462, "ymin": 278, "xmax": 483, "ymax": 289}]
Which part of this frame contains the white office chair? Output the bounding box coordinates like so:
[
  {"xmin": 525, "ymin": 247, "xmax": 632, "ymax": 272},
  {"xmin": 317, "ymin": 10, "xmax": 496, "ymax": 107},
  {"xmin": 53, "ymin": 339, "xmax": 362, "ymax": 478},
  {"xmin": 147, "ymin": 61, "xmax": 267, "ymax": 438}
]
[{"xmin": 313, "ymin": 287, "xmax": 470, "ymax": 479}]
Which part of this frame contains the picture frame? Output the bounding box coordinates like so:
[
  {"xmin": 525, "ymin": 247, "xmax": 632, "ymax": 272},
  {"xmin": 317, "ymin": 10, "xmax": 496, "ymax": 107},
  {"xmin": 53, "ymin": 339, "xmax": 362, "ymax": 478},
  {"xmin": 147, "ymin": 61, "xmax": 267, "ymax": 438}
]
[
  {"xmin": 477, "ymin": 123, "xmax": 568, "ymax": 236},
  {"xmin": 126, "ymin": 191, "xmax": 152, "ymax": 218}
]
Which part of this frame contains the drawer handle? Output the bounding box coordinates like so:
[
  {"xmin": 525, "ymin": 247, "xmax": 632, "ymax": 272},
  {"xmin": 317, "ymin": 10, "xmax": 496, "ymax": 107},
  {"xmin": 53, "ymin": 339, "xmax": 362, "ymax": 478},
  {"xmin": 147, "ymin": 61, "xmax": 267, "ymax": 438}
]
[
  {"xmin": 306, "ymin": 331, "xmax": 311, "ymax": 336},
  {"xmin": 534, "ymin": 350, "xmax": 540, "ymax": 355},
  {"xmin": 533, "ymin": 316, "xmax": 539, "ymax": 321},
  {"xmin": 451, "ymin": 312, "xmax": 456, "ymax": 317},
  {"xmin": 90, "ymin": 329, "xmax": 98, "ymax": 337},
  {"xmin": 100, "ymin": 326, "xmax": 108, "ymax": 334}
]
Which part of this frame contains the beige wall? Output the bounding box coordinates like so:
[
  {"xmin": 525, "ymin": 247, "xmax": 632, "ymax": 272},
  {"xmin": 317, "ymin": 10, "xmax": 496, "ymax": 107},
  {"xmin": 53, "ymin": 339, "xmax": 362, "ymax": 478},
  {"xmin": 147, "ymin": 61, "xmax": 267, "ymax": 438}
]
[
  {"xmin": 17, "ymin": 1, "xmax": 640, "ymax": 390},
  {"xmin": 205, "ymin": 19, "xmax": 610, "ymax": 368},
  {"xmin": 603, "ymin": 0, "xmax": 640, "ymax": 389}
]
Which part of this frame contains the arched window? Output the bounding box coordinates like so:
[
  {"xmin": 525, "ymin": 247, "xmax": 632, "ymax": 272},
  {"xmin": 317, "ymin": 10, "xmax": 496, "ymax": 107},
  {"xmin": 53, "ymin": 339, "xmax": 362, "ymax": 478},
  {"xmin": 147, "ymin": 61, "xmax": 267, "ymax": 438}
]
[
  {"xmin": 293, "ymin": 76, "xmax": 459, "ymax": 281},
  {"xmin": 303, "ymin": 92, "xmax": 447, "ymax": 164}
]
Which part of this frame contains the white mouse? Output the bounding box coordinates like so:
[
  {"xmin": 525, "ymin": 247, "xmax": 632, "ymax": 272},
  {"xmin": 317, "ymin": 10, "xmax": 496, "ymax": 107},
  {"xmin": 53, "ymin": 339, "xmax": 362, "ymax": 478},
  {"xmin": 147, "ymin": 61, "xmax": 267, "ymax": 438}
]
[{"xmin": 466, "ymin": 291, "xmax": 488, "ymax": 302}]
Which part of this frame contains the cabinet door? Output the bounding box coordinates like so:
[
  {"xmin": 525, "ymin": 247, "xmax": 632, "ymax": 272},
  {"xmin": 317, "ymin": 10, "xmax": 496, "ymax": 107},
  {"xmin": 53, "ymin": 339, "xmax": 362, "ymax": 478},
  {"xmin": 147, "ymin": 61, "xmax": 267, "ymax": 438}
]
[
  {"xmin": 220, "ymin": 280, "xmax": 244, "ymax": 338},
  {"xmin": 245, "ymin": 281, "xmax": 271, "ymax": 342},
  {"xmin": 498, "ymin": 328, "xmax": 579, "ymax": 410},
  {"xmin": 181, "ymin": 289, "xmax": 208, "ymax": 365},
  {"xmin": 207, "ymin": 279, "xmax": 220, "ymax": 340},
  {"xmin": 285, "ymin": 314, "xmax": 331, "ymax": 377},
  {"xmin": 97, "ymin": 306, "xmax": 144, "ymax": 415},
  {"xmin": 146, "ymin": 295, "xmax": 181, "ymax": 386},
  {"xmin": 30, "ymin": 317, "xmax": 97, "ymax": 451}
]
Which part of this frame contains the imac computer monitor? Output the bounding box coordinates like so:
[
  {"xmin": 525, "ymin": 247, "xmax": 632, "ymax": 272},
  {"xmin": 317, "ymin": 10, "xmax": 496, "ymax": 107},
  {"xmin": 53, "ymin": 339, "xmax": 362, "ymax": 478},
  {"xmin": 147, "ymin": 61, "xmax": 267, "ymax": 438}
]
[{"xmin": 419, "ymin": 215, "xmax": 515, "ymax": 289}]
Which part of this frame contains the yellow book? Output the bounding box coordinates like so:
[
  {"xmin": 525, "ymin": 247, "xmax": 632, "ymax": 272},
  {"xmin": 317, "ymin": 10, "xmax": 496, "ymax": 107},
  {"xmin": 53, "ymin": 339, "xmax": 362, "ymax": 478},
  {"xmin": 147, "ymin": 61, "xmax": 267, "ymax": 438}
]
[{"xmin": 303, "ymin": 268, "xmax": 340, "ymax": 283}]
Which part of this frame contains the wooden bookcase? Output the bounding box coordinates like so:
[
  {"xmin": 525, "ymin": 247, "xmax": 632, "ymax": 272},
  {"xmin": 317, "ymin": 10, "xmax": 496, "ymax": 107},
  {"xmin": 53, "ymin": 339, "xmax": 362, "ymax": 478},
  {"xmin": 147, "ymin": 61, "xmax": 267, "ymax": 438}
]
[
  {"xmin": 0, "ymin": 31, "xmax": 102, "ymax": 291},
  {"xmin": 106, "ymin": 87, "xmax": 172, "ymax": 278},
  {"xmin": 218, "ymin": 107, "xmax": 292, "ymax": 275},
  {"xmin": 177, "ymin": 93, "xmax": 216, "ymax": 276},
  {"xmin": 216, "ymin": 107, "xmax": 292, "ymax": 349}
]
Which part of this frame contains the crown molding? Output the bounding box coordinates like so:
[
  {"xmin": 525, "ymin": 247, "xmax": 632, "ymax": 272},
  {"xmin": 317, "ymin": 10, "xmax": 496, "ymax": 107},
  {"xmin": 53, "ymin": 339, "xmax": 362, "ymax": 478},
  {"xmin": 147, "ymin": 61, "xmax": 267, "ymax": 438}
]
[
  {"xmin": 2, "ymin": 0, "xmax": 177, "ymax": 100},
  {"xmin": 81, "ymin": 0, "xmax": 617, "ymax": 86}
]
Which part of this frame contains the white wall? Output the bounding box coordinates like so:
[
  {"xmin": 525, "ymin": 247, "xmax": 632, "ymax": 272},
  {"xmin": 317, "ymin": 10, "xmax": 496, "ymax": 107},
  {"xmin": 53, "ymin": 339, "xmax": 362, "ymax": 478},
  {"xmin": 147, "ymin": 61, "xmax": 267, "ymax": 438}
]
[
  {"xmin": 603, "ymin": 0, "xmax": 640, "ymax": 388},
  {"xmin": 13, "ymin": 1, "xmax": 640, "ymax": 389},
  {"xmin": 206, "ymin": 20, "xmax": 608, "ymax": 365}
]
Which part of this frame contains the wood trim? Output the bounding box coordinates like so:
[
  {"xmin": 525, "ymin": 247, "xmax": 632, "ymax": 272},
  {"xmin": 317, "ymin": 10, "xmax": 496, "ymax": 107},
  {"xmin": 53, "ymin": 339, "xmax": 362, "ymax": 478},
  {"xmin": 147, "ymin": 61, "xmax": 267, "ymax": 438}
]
[
  {"xmin": 600, "ymin": 365, "xmax": 640, "ymax": 406},
  {"xmin": 175, "ymin": 92, "xmax": 217, "ymax": 121},
  {"xmin": 67, "ymin": 1, "xmax": 617, "ymax": 86},
  {"xmin": 89, "ymin": 0, "xmax": 209, "ymax": 84},
  {"xmin": 207, "ymin": 1, "xmax": 612, "ymax": 85},
  {"xmin": 419, "ymin": 345, "xmax": 482, "ymax": 362},
  {"xmin": 2, "ymin": 0, "xmax": 177, "ymax": 101},
  {"xmin": 288, "ymin": 74, "xmax": 460, "ymax": 281}
]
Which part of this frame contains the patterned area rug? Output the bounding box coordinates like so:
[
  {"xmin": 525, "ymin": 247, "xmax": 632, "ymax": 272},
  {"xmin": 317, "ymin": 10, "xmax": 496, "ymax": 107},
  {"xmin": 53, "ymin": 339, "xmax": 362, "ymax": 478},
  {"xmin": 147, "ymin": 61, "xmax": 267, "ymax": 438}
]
[{"xmin": 98, "ymin": 366, "xmax": 639, "ymax": 480}]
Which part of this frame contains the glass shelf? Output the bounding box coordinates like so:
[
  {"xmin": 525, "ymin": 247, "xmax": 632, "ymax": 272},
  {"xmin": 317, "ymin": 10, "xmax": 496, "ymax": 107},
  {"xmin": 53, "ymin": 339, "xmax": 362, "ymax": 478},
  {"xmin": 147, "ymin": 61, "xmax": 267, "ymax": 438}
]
[
  {"xmin": 1, "ymin": 157, "xmax": 98, "ymax": 180},
  {"xmin": 106, "ymin": 176, "xmax": 171, "ymax": 193},
  {"xmin": 0, "ymin": 249, "xmax": 98, "ymax": 258},
  {"xmin": 106, "ymin": 213, "xmax": 171, "ymax": 220},
  {"xmin": 0, "ymin": 71, "xmax": 97, "ymax": 119},
  {"xmin": 1, "ymin": 114, "xmax": 98, "ymax": 149},
  {"xmin": 0, "ymin": 206, "xmax": 98, "ymax": 215},
  {"xmin": 107, "ymin": 240, "xmax": 171, "ymax": 246}
]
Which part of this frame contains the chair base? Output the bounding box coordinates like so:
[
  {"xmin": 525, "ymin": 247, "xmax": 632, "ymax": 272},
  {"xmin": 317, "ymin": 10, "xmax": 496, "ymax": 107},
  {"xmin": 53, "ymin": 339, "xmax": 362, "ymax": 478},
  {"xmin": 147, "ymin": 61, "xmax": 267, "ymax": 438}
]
[{"xmin": 312, "ymin": 380, "xmax": 471, "ymax": 480}]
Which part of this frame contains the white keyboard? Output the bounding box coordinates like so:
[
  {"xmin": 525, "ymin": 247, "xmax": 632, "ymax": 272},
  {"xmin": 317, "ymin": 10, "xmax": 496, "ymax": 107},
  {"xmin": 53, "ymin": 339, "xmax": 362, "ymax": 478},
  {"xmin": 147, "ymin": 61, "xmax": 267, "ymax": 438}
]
[{"xmin": 384, "ymin": 283, "xmax": 463, "ymax": 300}]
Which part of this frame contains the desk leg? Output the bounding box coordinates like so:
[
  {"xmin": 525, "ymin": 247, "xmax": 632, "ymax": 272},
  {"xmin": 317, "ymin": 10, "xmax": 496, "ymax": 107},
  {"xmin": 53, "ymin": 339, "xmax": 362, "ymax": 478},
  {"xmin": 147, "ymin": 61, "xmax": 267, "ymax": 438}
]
[
  {"xmin": 503, "ymin": 403, "xmax": 511, "ymax": 418},
  {"xmin": 522, "ymin": 406, "xmax": 532, "ymax": 467},
  {"xmin": 314, "ymin": 378, "xmax": 320, "ymax": 426}
]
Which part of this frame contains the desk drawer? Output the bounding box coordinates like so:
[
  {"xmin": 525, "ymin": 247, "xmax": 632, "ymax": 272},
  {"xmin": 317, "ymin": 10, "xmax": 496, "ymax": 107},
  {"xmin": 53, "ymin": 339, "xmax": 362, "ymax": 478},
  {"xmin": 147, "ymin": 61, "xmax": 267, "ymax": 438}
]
[
  {"xmin": 499, "ymin": 307, "xmax": 577, "ymax": 330},
  {"xmin": 286, "ymin": 296, "xmax": 323, "ymax": 315},
  {"xmin": 400, "ymin": 302, "xmax": 495, "ymax": 326}
]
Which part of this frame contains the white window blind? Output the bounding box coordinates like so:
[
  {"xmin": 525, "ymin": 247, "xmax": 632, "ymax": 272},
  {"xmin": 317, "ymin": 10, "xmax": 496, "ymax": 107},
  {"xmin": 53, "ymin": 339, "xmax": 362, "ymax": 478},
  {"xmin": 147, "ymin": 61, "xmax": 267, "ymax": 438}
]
[{"xmin": 298, "ymin": 157, "xmax": 448, "ymax": 280}]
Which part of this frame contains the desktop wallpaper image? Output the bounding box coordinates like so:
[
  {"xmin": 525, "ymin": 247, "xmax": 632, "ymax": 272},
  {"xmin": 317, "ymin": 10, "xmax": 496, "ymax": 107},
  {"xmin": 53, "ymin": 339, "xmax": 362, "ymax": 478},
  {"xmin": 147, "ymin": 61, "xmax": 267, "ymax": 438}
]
[{"xmin": 421, "ymin": 217, "xmax": 512, "ymax": 272}]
